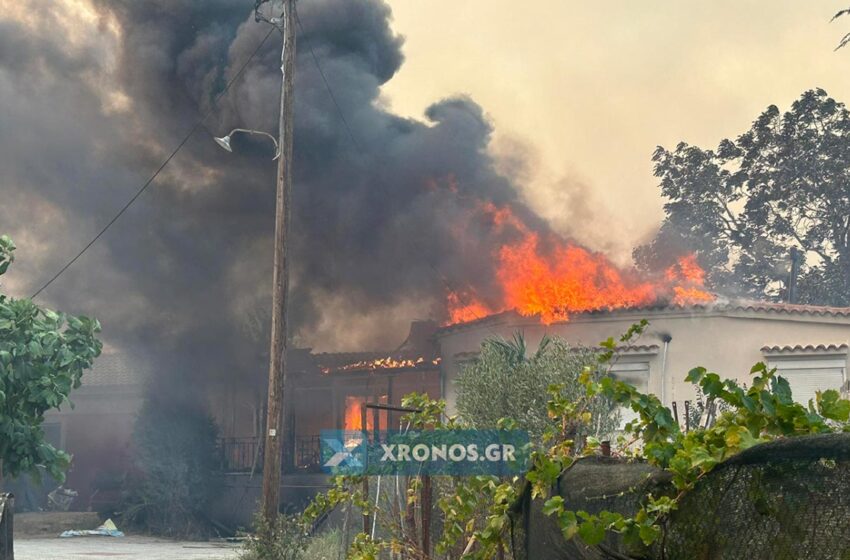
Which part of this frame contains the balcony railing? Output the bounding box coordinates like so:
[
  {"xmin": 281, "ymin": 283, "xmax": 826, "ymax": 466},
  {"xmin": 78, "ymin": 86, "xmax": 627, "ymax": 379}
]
[
  {"xmin": 218, "ymin": 435, "xmax": 322, "ymax": 473},
  {"xmin": 294, "ymin": 435, "xmax": 321, "ymax": 471},
  {"xmin": 219, "ymin": 437, "xmax": 262, "ymax": 473}
]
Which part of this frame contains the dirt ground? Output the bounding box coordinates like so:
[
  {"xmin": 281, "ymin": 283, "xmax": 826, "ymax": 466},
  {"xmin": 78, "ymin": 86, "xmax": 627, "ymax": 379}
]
[{"xmin": 15, "ymin": 536, "xmax": 241, "ymax": 559}]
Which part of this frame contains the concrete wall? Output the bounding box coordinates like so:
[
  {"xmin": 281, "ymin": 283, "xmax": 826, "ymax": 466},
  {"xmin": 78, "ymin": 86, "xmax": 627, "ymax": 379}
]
[
  {"xmin": 209, "ymin": 473, "xmax": 332, "ymax": 528},
  {"xmin": 437, "ymin": 307, "xmax": 850, "ymax": 413},
  {"xmin": 43, "ymin": 385, "xmax": 143, "ymax": 512}
]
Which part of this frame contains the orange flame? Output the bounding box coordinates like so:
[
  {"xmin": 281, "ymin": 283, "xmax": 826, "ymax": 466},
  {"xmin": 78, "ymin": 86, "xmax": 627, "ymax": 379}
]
[
  {"xmin": 343, "ymin": 395, "xmax": 389, "ymax": 431},
  {"xmin": 665, "ymin": 254, "xmax": 714, "ymax": 306},
  {"xmin": 496, "ymin": 232, "xmax": 657, "ymax": 323},
  {"xmin": 446, "ymin": 291, "xmax": 497, "ymax": 324},
  {"xmin": 446, "ymin": 202, "xmax": 715, "ymax": 325},
  {"xmin": 344, "ymin": 396, "xmax": 366, "ymax": 431}
]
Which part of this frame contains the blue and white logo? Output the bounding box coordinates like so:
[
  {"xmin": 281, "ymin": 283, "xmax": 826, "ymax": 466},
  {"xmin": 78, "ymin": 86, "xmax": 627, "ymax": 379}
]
[
  {"xmin": 320, "ymin": 429, "xmax": 530, "ymax": 476},
  {"xmin": 321, "ymin": 432, "xmax": 365, "ymax": 469}
]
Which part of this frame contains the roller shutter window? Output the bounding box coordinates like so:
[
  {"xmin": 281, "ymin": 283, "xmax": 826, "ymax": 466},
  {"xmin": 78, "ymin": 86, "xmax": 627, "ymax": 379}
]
[
  {"xmin": 766, "ymin": 357, "xmax": 846, "ymax": 407},
  {"xmin": 610, "ymin": 362, "xmax": 650, "ymax": 428}
]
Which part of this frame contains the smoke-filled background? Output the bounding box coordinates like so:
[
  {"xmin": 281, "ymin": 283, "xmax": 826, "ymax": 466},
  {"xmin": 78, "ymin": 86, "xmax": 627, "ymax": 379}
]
[
  {"xmin": 0, "ymin": 0, "xmax": 559, "ymax": 391},
  {"xmin": 2, "ymin": 0, "xmax": 850, "ymax": 386}
]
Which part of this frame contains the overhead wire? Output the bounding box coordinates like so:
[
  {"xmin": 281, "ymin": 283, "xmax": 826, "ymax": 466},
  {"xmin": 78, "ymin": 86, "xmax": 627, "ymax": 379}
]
[
  {"xmin": 33, "ymin": 7, "xmax": 499, "ymax": 328},
  {"xmin": 30, "ymin": 26, "xmax": 278, "ymax": 299}
]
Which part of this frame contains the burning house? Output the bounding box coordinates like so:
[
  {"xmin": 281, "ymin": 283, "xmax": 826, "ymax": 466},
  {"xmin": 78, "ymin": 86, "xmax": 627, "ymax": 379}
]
[
  {"xmin": 42, "ymin": 297, "xmax": 850, "ymax": 521},
  {"xmin": 281, "ymin": 302, "xmax": 850, "ymax": 458},
  {"xmin": 39, "ymin": 193, "xmax": 850, "ymax": 521},
  {"xmin": 311, "ymin": 325, "xmax": 442, "ymax": 436},
  {"xmin": 216, "ymin": 320, "xmax": 441, "ymax": 474},
  {"xmin": 428, "ymin": 202, "xmax": 848, "ymax": 415},
  {"xmin": 209, "ymin": 321, "xmax": 442, "ymax": 525},
  {"xmin": 208, "ymin": 200, "xmax": 850, "ymax": 521}
]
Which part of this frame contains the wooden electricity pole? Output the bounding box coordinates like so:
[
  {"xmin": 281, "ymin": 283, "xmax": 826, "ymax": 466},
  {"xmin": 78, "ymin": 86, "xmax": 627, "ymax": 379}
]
[
  {"xmin": 788, "ymin": 246, "xmax": 801, "ymax": 304},
  {"xmin": 261, "ymin": 0, "xmax": 296, "ymax": 525}
]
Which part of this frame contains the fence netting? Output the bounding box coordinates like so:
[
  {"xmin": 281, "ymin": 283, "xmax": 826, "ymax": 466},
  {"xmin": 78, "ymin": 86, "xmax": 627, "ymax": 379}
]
[{"xmin": 515, "ymin": 433, "xmax": 850, "ymax": 560}]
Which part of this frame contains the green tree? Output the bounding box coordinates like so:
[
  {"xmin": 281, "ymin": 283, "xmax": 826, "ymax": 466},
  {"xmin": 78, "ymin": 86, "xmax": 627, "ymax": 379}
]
[
  {"xmin": 455, "ymin": 333, "xmax": 620, "ymax": 442},
  {"xmin": 0, "ymin": 235, "xmax": 101, "ymax": 481},
  {"xmin": 635, "ymin": 89, "xmax": 850, "ymax": 306}
]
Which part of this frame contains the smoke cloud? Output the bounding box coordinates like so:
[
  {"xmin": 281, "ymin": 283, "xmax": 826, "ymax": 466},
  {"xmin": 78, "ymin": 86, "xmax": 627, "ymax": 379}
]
[{"xmin": 0, "ymin": 0, "xmax": 556, "ymax": 387}]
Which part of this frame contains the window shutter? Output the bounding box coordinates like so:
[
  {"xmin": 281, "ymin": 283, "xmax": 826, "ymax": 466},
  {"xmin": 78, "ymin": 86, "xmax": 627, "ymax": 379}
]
[
  {"xmin": 767, "ymin": 357, "xmax": 846, "ymax": 406},
  {"xmin": 611, "ymin": 362, "xmax": 649, "ymax": 428}
]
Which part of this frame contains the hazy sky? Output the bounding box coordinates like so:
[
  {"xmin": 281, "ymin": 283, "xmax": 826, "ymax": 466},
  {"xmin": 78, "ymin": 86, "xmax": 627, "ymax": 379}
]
[{"xmin": 381, "ymin": 1, "xmax": 850, "ymax": 263}]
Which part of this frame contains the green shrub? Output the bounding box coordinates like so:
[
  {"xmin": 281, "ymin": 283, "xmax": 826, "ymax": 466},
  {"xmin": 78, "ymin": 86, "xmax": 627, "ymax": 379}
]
[
  {"xmin": 121, "ymin": 396, "xmax": 219, "ymax": 538},
  {"xmin": 302, "ymin": 529, "xmax": 342, "ymax": 560},
  {"xmin": 241, "ymin": 512, "xmax": 309, "ymax": 560},
  {"xmin": 456, "ymin": 333, "xmax": 620, "ymax": 442}
]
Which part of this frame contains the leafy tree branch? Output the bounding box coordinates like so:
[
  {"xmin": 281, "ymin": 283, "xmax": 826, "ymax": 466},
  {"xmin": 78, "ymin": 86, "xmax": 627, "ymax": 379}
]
[{"xmin": 0, "ymin": 235, "xmax": 102, "ymax": 481}]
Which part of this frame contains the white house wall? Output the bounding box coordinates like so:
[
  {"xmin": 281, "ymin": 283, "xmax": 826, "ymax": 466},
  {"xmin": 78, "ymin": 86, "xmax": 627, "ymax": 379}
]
[{"xmin": 437, "ymin": 308, "xmax": 850, "ymax": 414}]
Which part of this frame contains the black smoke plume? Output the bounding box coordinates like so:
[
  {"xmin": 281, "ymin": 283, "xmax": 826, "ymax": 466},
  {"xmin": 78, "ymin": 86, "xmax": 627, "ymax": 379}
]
[{"xmin": 0, "ymin": 0, "xmax": 549, "ymax": 387}]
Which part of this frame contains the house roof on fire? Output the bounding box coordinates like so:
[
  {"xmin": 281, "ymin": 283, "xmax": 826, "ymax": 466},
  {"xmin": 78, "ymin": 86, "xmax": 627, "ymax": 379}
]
[
  {"xmin": 435, "ymin": 300, "xmax": 850, "ymax": 336},
  {"xmin": 312, "ymin": 320, "xmax": 441, "ymax": 374},
  {"xmin": 312, "ymin": 351, "xmax": 442, "ymax": 375}
]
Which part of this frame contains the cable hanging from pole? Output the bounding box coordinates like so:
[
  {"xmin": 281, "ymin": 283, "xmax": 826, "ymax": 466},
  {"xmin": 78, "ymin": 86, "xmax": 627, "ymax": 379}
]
[{"xmin": 29, "ymin": 23, "xmax": 278, "ymax": 300}]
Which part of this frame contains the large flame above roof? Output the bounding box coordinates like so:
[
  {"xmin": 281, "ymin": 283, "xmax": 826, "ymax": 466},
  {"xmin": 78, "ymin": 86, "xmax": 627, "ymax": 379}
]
[{"xmin": 447, "ymin": 202, "xmax": 714, "ymax": 325}]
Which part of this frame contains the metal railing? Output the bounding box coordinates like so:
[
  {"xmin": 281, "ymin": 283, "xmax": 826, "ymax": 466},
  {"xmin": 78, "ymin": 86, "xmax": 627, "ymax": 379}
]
[
  {"xmin": 219, "ymin": 437, "xmax": 262, "ymax": 473},
  {"xmin": 294, "ymin": 435, "xmax": 321, "ymax": 471},
  {"xmin": 218, "ymin": 435, "xmax": 322, "ymax": 473}
]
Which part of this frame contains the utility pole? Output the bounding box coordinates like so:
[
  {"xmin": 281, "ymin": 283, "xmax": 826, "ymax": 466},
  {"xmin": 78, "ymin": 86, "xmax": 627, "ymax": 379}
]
[
  {"xmin": 261, "ymin": 0, "xmax": 296, "ymax": 526},
  {"xmin": 788, "ymin": 247, "xmax": 801, "ymax": 305}
]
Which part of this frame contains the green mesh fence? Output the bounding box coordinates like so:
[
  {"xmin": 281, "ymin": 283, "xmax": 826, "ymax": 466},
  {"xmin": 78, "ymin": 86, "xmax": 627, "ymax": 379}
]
[{"xmin": 515, "ymin": 433, "xmax": 850, "ymax": 560}]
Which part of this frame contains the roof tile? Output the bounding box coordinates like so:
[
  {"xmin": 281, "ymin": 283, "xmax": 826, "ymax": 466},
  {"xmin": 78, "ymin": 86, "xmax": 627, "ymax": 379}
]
[
  {"xmin": 761, "ymin": 343, "xmax": 849, "ymax": 354},
  {"xmin": 437, "ymin": 300, "xmax": 850, "ymax": 335}
]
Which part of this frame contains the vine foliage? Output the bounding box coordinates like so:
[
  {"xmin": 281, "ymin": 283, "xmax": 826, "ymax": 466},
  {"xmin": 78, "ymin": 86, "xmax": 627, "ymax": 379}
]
[
  {"xmin": 529, "ymin": 321, "xmax": 850, "ymax": 553},
  {"xmin": 303, "ymin": 320, "xmax": 850, "ymax": 558}
]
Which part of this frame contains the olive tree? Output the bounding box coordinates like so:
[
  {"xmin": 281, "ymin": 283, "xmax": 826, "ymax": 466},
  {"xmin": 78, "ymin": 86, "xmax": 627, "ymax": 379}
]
[
  {"xmin": 455, "ymin": 333, "xmax": 620, "ymax": 442},
  {"xmin": 0, "ymin": 235, "xmax": 101, "ymax": 481}
]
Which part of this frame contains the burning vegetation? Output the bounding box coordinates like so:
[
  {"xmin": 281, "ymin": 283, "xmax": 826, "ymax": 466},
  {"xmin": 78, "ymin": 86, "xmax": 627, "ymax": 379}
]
[{"xmin": 447, "ymin": 201, "xmax": 714, "ymax": 325}]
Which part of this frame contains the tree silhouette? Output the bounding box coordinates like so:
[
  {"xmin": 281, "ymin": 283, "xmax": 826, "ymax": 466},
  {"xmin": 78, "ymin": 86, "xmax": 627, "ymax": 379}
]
[{"xmin": 635, "ymin": 90, "xmax": 850, "ymax": 306}]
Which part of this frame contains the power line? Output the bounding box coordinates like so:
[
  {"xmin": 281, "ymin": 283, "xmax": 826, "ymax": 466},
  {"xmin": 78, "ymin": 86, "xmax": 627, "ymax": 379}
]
[
  {"xmin": 36, "ymin": 10, "xmax": 493, "ymax": 326},
  {"xmin": 294, "ymin": 9, "xmax": 362, "ymax": 154},
  {"xmin": 30, "ymin": 26, "xmax": 278, "ymax": 299}
]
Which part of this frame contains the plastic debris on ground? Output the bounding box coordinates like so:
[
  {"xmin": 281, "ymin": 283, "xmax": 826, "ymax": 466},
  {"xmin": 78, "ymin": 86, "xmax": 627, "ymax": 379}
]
[{"xmin": 59, "ymin": 518, "xmax": 125, "ymax": 538}]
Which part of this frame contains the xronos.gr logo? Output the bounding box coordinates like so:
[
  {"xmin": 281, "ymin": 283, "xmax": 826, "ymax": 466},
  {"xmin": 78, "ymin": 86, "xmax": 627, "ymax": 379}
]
[
  {"xmin": 379, "ymin": 441, "xmax": 517, "ymax": 463},
  {"xmin": 320, "ymin": 429, "xmax": 529, "ymax": 476},
  {"xmin": 321, "ymin": 433, "xmax": 365, "ymax": 469}
]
